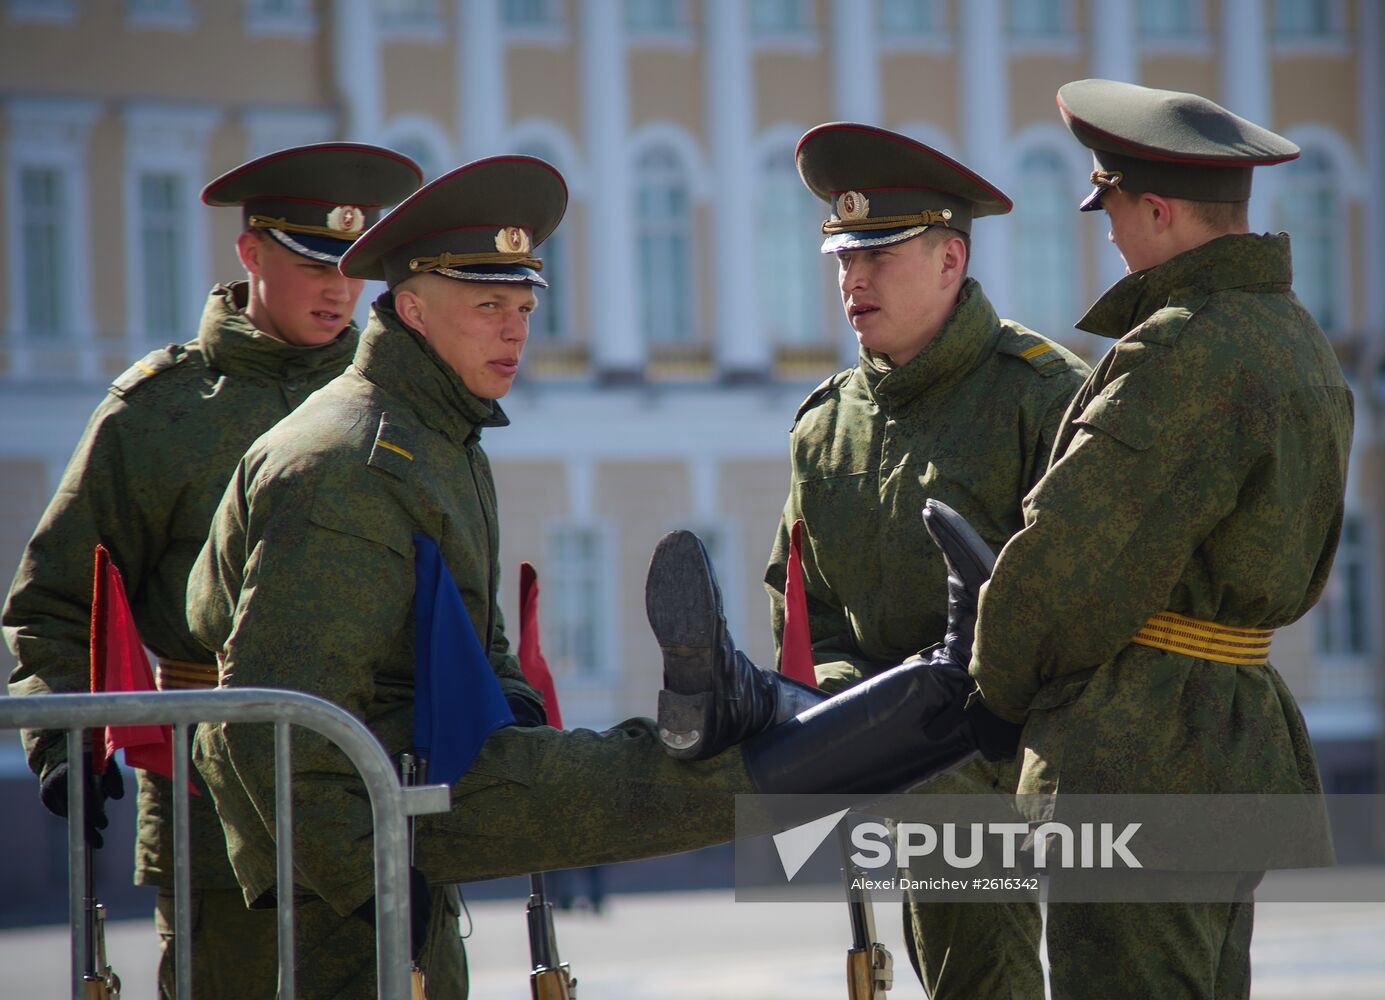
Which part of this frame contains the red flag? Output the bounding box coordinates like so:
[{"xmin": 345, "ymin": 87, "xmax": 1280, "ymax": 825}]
[
  {"xmin": 517, "ymin": 562, "xmax": 564, "ymax": 729},
  {"xmin": 90, "ymin": 545, "xmax": 189, "ymax": 787},
  {"xmin": 780, "ymin": 520, "xmax": 818, "ymax": 687}
]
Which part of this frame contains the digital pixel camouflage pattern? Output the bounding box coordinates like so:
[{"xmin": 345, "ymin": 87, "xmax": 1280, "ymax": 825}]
[
  {"xmin": 3, "ymin": 282, "xmax": 358, "ymax": 997},
  {"xmin": 189, "ymin": 297, "xmax": 752, "ymax": 999},
  {"xmin": 973, "ymin": 233, "xmax": 1350, "ymax": 999},
  {"xmin": 766, "ymin": 278, "xmax": 1088, "ymax": 693},
  {"xmin": 765, "ymin": 278, "xmax": 1088, "ymax": 999},
  {"xmin": 971, "ymin": 234, "xmax": 1350, "ymax": 798}
]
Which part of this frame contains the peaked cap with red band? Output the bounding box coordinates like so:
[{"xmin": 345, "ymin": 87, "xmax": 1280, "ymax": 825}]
[
  {"xmin": 339, "ymin": 154, "xmax": 567, "ymax": 289},
  {"xmin": 202, "ymin": 142, "xmax": 422, "ymax": 263},
  {"xmin": 1057, "ymin": 79, "xmax": 1300, "ymax": 211},
  {"xmin": 796, "ymin": 122, "xmax": 1011, "ymax": 253}
]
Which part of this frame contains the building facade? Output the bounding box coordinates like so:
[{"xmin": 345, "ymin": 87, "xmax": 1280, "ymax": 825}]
[{"xmin": 2, "ymin": 0, "xmax": 1382, "ymax": 789}]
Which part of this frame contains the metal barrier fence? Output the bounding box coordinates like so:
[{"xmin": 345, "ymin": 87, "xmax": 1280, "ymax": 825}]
[{"xmin": 0, "ymin": 688, "xmax": 451, "ymax": 1000}]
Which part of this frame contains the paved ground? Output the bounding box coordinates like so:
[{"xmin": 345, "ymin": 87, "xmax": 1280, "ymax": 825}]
[{"xmin": 4, "ymin": 882, "xmax": 1384, "ymax": 998}]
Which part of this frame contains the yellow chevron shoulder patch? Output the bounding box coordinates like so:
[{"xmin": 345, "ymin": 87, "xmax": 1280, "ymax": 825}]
[
  {"xmin": 997, "ymin": 324, "xmax": 1072, "ymax": 377},
  {"xmin": 109, "ymin": 345, "xmax": 187, "ymax": 398},
  {"xmin": 367, "ymin": 412, "xmax": 418, "ymax": 479}
]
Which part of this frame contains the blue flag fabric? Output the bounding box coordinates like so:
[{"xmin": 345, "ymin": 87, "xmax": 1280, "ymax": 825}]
[{"xmin": 413, "ymin": 534, "xmax": 514, "ymax": 786}]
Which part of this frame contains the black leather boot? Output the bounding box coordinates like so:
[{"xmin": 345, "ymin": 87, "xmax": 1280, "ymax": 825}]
[
  {"xmin": 645, "ymin": 530, "xmax": 825, "ymax": 760},
  {"xmin": 741, "ymin": 657, "xmax": 977, "ymax": 794},
  {"xmin": 742, "ymin": 499, "xmax": 1014, "ymax": 795}
]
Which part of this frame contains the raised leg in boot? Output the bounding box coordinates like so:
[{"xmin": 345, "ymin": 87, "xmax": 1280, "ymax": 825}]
[{"xmin": 645, "ymin": 529, "xmax": 822, "ymax": 760}]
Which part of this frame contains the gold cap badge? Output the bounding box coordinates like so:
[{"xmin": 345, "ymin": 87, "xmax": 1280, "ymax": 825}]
[
  {"xmin": 837, "ymin": 190, "xmax": 870, "ymax": 222},
  {"xmin": 326, "ymin": 205, "xmax": 365, "ymax": 234},
  {"xmin": 495, "ymin": 226, "xmax": 532, "ymax": 254}
]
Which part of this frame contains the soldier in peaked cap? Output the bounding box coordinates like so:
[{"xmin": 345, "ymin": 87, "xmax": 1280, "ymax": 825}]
[
  {"xmin": 907, "ymin": 80, "xmax": 1351, "ymax": 997},
  {"xmin": 187, "ymin": 152, "xmax": 1083, "ymax": 999},
  {"xmin": 633, "ymin": 122, "xmax": 1088, "ymax": 999},
  {"xmin": 4, "ymin": 142, "xmax": 422, "ymax": 999}
]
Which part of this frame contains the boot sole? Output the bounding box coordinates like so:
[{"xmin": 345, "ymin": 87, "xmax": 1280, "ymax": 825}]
[{"xmin": 645, "ymin": 530, "xmax": 724, "ymax": 759}]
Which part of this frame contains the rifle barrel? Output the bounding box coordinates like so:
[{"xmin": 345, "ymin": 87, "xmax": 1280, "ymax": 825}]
[{"xmin": 526, "ymin": 873, "xmax": 561, "ymax": 971}]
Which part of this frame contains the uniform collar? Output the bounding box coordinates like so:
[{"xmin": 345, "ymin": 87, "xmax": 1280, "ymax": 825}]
[
  {"xmin": 197, "ymin": 281, "xmax": 359, "ymax": 380},
  {"xmin": 1077, "ymin": 233, "xmax": 1294, "ymax": 339},
  {"xmin": 860, "ymin": 277, "xmax": 1002, "ymax": 406},
  {"xmin": 353, "ymin": 293, "xmax": 508, "ymax": 446}
]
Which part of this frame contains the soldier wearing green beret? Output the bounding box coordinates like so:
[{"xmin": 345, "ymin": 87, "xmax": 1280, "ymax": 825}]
[
  {"xmin": 915, "ymin": 79, "xmax": 1351, "ymax": 998},
  {"xmin": 648, "ymin": 122, "xmax": 1090, "ymax": 999},
  {"xmin": 4, "ymin": 143, "xmax": 423, "ymax": 998},
  {"xmin": 188, "ymin": 152, "xmax": 1058, "ymax": 998}
]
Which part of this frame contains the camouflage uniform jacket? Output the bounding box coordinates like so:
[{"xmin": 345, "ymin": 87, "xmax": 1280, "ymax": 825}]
[
  {"xmin": 4, "ymin": 282, "xmax": 358, "ymax": 889},
  {"xmin": 188, "ymin": 295, "xmax": 540, "ymax": 915},
  {"xmin": 972, "ymin": 233, "xmax": 1353, "ymax": 800},
  {"xmin": 765, "ymin": 278, "xmax": 1089, "ymax": 692}
]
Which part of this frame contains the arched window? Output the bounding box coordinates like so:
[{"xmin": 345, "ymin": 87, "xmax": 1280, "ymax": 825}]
[
  {"xmin": 1275, "ymin": 148, "xmax": 1340, "ymax": 331},
  {"xmin": 755, "ymin": 143, "xmax": 826, "ymax": 346},
  {"xmin": 513, "ymin": 140, "xmax": 572, "ymax": 343},
  {"xmin": 388, "ymin": 135, "xmax": 442, "ymax": 183},
  {"xmin": 1011, "ymin": 148, "xmax": 1076, "ymax": 336},
  {"xmin": 635, "ymin": 144, "xmax": 695, "ymax": 344}
]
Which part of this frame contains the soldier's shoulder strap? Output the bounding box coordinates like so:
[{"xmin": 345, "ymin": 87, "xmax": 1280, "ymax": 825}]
[
  {"xmin": 793, "ymin": 369, "xmax": 854, "ymax": 427},
  {"xmin": 109, "ymin": 344, "xmax": 189, "ymax": 399},
  {"xmin": 995, "ymin": 324, "xmax": 1077, "ymax": 377},
  {"xmin": 366, "ymin": 411, "xmax": 419, "ymax": 481}
]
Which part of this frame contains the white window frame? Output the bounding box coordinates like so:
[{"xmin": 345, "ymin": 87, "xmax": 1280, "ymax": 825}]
[
  {"xmin": 122, "ymin": 104, "xmax": 219, "ymax": 348},
  {"xmin": 1275, "ymin": 126, "xmax": 1367, "ymax": 336},
  {"xmin": 507, "ymin": 119, "xmax": 587, "ymax": 348},
  {"xmin": 629, "ymin": 122, "xmax": 708, "ymax": 349},
  {"xmin": 1005, "ymin": 0, "xmax": 1078, "ymax": 56},
  {"xmin": 1137, "ymin": 0, "xmax": 1212, "ymax": 56},
  {"xmin": 750, "ymin": 0, "xmax": 820, "ymax": 53},
  {"xmin": 752, "ymin": 124, "xmax": 831, "ymax": 349},
  {"xmin": 1313, "ymin": 510, "xmax": 1378, "ymax": 703},
  {"xmin": 4, "ymin": 97, "xmax": 101, "ymax": 381},
  {"xmin": 244, "ymin": 0, "xmax": 318, "ymax": 39},
  {"xmin": 542, "ymin": 519, "xmax": 619, "ymax": 679},
  {"xmin": 241, "ymin": 107, "xmax": 338, "ymax": 159},
  {"xmin": 378, "ymin": 112, "xmax": 456, "ymax": 182},
  {"xmin": 876, "ymin": 0, "xmax": 951, "ymax": 54},
  {"xmin": 502, "ymin": 0, "xmax": 569, "ymax": 45},
  {"xmin": 1007, "ymin": 125, "xmax": 1090, "ymax": 343},
  {"xmin": 624, "ymin": 0, "xmax": 694, "ymax": 49},
  {"xmin": 1272, "ymin": 0, "xmax": 1348, "ymax": 56},
  {"xmin": 125, "ymin": 0, "xmax": 197, "ymax": 32},
  {"xmin": 374, "ymin": 0, "xmax": 445, "ymax": 42}
]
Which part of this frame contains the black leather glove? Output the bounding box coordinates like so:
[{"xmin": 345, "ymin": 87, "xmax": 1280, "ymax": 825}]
[
  {"xmin": 38, "ymin": 758, "xmax": 126, "ymax": 849},
  {"xmin": 920, "ymin": 500, "xmax": 1023, "ymax": 762},
  {"xmin": 352, "ymin": 865, "xmax": 432, "ymax": 962},
  {"xmin": 917, "ymin": 658, "xmax": 1023, "ymax": 761},
  {"xmin": 506, "ymin": 692, "xmax": 547, "ymax": 728}
]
